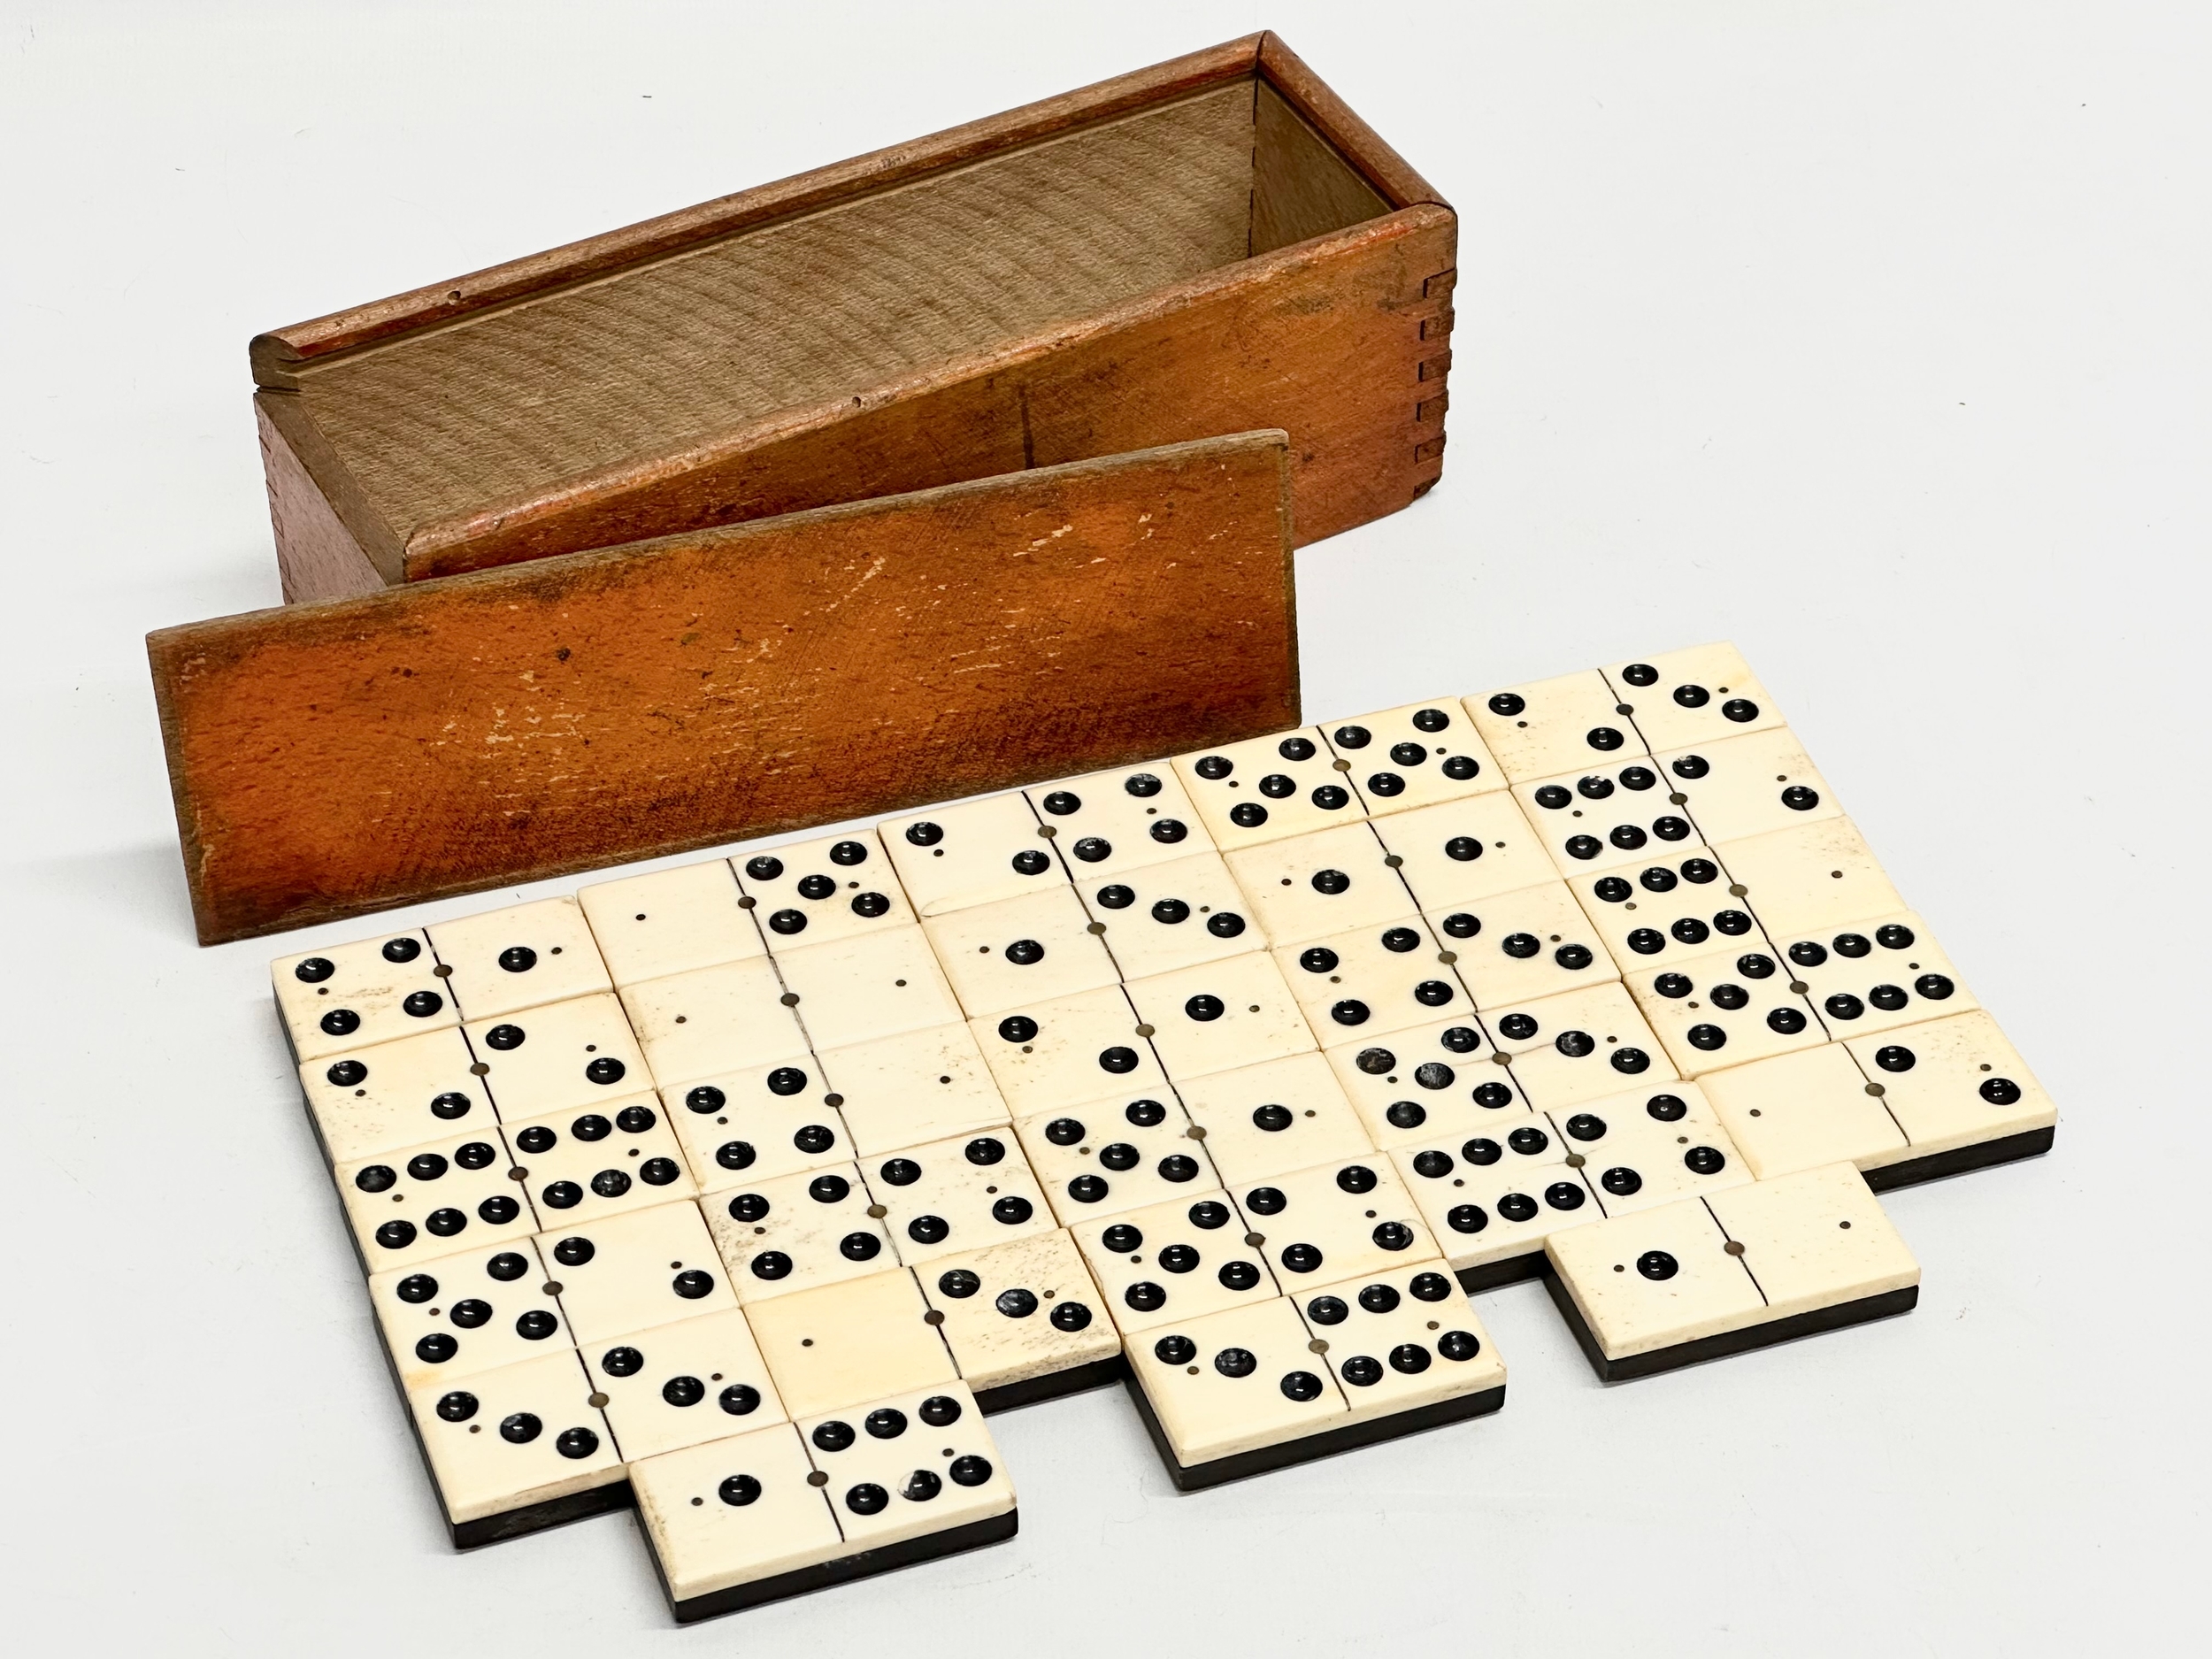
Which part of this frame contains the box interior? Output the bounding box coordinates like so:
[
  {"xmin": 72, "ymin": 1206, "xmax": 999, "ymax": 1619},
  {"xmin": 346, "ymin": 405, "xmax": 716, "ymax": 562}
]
[{"xmin": 291, "ymin": 78, "xmax": 1394, "ymax": 541}]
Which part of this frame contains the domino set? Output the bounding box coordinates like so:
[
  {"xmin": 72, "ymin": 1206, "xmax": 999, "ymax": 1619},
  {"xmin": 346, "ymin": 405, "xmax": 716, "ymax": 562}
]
[{"xmin": 273, "ymin": 641, "xmax": 2054, "ymax": 1622}]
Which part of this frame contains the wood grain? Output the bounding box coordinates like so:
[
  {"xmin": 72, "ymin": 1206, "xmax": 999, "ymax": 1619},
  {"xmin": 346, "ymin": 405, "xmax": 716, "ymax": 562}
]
[
  {"xmin": 1015, "ymin": 209, "xmax": 1455, "ymax": 547},
  {"xmin": 396, "ymin": 205, "xmax": 1456, "ymax": 579},
  {"xmin": 250, "ymin": 35, "xmax": 1267, "ymax": 379},
  {"xmin": 258, "ymin": 390, "xmax": 407, "ymax": 591},
  {"xmin": 150, "ymin": 434, "xmax": 1299, "ymax": 945},
  {"xmin": 1255, "ymin": 34, "xmax": 1442, "ymax": 211},
  {"xmin": 298, "ymin": 83, "xmax": 1264, "ymax": 538},
  {"xmin": 258, "ymin": 396, "xmax": 396, "ymax": 602},
  {"xmin": 244, "ymin": 34, "xmax": 1453, "ymax": 586},
  {"xmin": 1250, "ymin": 81, "xmax": 1391, "ymax": 257}
]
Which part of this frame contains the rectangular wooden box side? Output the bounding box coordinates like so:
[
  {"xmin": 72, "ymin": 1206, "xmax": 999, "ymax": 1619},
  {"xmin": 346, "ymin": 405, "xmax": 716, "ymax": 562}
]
[
  {"xmin": 390, "ymin": 204, "xmax": 1455, "ymax": 580},
  {"xmin": 257, "ymin": 392, "xmax": 403, "ymax": 602},
  {"xmin": 249, "ymin": 33, "xmax": 1437, "ymax": 378},
  {"xmin": 150, "ymin": 432, "xmax": 1300, "ymax": 945},
  {"xmin": 303, "ymin": 80, "xmax": 1273, "ymax": 552},
  {"xmin": 250, "ymin": 35, "xmax": 1274, "ymax": 380},
  {"xmin": 248, "ymin": 34, "xmax": 1451, "ymax": 586},
  {"xmin": 1254, "ymin": 32, "xmax": 1443, "ymax": 233}
]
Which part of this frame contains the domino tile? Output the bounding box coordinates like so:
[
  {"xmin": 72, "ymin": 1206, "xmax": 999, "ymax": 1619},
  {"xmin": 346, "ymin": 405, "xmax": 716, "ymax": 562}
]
[
  {"xmin": 1174, "ymin": 1051, "xmax": 1379, "ymax": 1186},
  {"xmin": 1599, "ymin": 642, "xmax": 1787, "ymax": 751},
  {"xmin": 430, "ymin": 897, "xmax": 613, "ymax": 1020},
  {"xmin": 880, "ymin": 795, "xmax": 1067, "ymax": 917},
  {"xmin": 702, "ymin": 1164, "xmax": 902, "ymax": 1305},
  {"xmin": 1074, "ymin": 851, "xmax": 1266, "ymax": 979},
  {"xmin": 578, "ymin": 861, "xmax": 765, "ymax": 987},
  {"xmin": 1171, "ymin": 727, "xmax": 1371, "ymax": 852},
  {"xmin": 1370, "ymin": 791, "xmax": 1560, "ymax": 912},
  {"xmin": 734, "ymin": 828, "xmax": 917, "ymax": 949},
  {"xmin": 1463, "ymin": 671, "xmax": 1648, "ymax": 784},
  {"xmin": 1317, "ymin": 697, "xmax": 1508, "ymax": 814},
  {"xmin": 1025, "ymin": 761, "xmax": 1217, "ymax": 879},
  {"xmin": 1015, "ymin": 1093, "xmax": 1217, "ymax": 1225},
  {"xmin": 273, "ymin": 928, "xmax": 456, "ymax": 1062},
  {"xmin": 300, "ymin": 1025, "xmax": 495, "ymax": 1165},
  {"xmin": 659, "ymin": 1054, "xmax": 856, "ymax": 1194},
  {"xmin": 465, "ymin": 992, "xmax": 653, "ymax": 1119}
]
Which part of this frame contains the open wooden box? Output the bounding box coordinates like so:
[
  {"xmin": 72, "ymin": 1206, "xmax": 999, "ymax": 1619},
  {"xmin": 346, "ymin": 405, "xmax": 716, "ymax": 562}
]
[
  {"xmin": 150, "ymin": 34, "xmax": 1452, "ymax": 945},
  {"xmin": 253, "ymin": 31, "xmax": 1455, "ymax": 597}
]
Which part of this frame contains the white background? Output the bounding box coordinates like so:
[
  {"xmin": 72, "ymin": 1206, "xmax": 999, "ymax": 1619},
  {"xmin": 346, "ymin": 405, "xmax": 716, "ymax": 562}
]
[{"xmin": 2, "ymin": 1, "xmax": 2202, "ymax": 1651}]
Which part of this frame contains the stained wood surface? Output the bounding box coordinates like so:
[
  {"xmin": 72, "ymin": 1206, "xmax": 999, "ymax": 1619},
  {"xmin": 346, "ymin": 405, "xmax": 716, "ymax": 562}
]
[
  {"xmin": 396, "ymin": 206, "xmax": 1456, "ymax": 579},
  {"xmin": 151, "ymin": 434, "xmax": 1300, "ymax": 945},
  {"xmin": 258, "ymin": 397, "xmax": 394, "ymax": 603},
  {"xmin": 1254, "ymin": 33, "xmax": 1442, "ymax": 211},
  {"xmin": 245, "ymin": 33, "xmax": 1452, "ymax": 585},
  {"xmin": 1251, "ymin": 81, "xmax": 1391, "ymax": 258},
  {"xmin": 299, "ymin": 83, "xmax": 1261, "ymax": 536},
  {"xmin": 250, "ymin": 35, "xmax": 1268, "ymax": 379}
]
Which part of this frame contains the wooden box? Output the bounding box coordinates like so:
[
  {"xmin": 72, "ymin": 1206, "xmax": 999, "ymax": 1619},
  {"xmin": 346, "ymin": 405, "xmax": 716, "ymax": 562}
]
[
  {"xmin": 151, "ymin": 34, "xmax": 1450, "ymax": 945},
  {"xmin": 250, "ymin": 31, "xmax": 1455, "ymax": 599}
]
